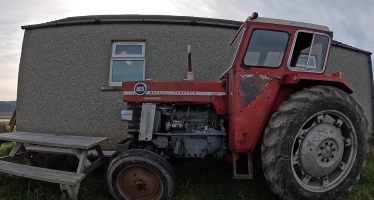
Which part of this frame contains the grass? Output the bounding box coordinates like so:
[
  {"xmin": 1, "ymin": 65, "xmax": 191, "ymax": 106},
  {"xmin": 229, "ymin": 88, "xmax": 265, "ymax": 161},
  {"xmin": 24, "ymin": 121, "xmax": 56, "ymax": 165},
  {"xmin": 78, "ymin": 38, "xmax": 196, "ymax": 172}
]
[
  {"xmin": 336, "ymin": 156, "xmax": 374, "ymax": 200},
  {"xmin": 0, "ymin": 172, "xmax": 113, "ymax": 200},
  {"xmin": 0, "ymin": 116, "xmax": 11, "ymax": 119},
  {"xmin": 0, "ymin": 143, "xmax": 372, "ymax": 200},
  {"xmin": 0, "ymin": 142, "xmax": 15, "ymax": 157}
]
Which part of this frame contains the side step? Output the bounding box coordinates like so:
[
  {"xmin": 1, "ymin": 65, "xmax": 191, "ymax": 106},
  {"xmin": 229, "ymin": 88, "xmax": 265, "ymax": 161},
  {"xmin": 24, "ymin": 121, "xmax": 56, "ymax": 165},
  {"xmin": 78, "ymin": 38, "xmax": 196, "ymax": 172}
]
[
  {"xmin": 26, "ymin": 146, "xmax": 116, "ymax": 158},
  {"xmin": 0, "ymin": 160, "xmax": 85, "ymax": 200},
  {"xmin": 233, "ymin": 152, "xmax": 253, "ymax": 179}
]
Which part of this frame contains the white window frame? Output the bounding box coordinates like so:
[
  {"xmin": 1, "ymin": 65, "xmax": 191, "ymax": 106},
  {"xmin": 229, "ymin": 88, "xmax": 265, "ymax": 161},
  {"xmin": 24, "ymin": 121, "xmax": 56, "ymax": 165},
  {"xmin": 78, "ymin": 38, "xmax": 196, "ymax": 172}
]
[
  {"xmin": 112, "ymin": 42, "xmax": 145, "ymax": 57},
  {"xmin": 109, "ymin": 42, "xmax": 145, "ymax": 86},
  {"xmin": 287, "ymin": 30, "xmax": 331, "ymax": 73}
]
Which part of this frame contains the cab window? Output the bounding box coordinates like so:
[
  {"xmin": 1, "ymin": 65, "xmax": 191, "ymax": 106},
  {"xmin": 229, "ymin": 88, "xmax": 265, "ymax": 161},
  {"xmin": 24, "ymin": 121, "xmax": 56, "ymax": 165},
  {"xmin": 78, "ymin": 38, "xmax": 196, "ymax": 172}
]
[
  {"xmin": 289, "ymin": 31, "xmax": 330, "ymax": 71},
  {"xmin": 243, "ymin": 29, "xmax": 289, "ymax": 68}
]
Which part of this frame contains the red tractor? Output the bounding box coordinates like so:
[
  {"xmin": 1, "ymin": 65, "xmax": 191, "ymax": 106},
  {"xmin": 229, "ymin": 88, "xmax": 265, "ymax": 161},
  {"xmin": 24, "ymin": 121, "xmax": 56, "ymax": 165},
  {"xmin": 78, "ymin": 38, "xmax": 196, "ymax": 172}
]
[{"xmin": 107, "ymin": 13, "xmax": 372, "ymax": 200}]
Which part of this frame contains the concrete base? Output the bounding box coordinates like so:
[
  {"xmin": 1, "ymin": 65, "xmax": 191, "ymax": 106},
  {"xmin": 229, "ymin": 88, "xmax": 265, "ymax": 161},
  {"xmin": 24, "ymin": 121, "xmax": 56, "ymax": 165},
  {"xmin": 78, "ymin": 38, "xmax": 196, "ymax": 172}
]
[{"xmin": 187, "ymin": 71, "xmax": 194, "ymax": 80}]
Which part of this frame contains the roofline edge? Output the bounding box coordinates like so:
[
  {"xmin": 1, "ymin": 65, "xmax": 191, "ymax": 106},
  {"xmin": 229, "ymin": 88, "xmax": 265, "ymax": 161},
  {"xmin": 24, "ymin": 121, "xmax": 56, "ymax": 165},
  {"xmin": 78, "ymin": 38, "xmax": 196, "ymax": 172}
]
[
  {"xmin": 332, "ymin": 40, "xmax": 372, "ymax": 55},
  {"xmin": 21, "ymin": 18, "xmax": 242, "ymax": 30}
]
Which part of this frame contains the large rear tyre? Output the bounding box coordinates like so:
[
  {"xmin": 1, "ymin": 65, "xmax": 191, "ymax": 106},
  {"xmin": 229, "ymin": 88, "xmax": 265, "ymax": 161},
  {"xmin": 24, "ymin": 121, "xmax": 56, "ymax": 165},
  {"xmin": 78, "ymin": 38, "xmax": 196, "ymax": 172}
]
[
  {"xmin": 261, "ymin": 86, "xmax": 372, "ymax": 200},
  {"xmin": 107, "ymin": 149, "xmax": 176, "ymax": 200}
]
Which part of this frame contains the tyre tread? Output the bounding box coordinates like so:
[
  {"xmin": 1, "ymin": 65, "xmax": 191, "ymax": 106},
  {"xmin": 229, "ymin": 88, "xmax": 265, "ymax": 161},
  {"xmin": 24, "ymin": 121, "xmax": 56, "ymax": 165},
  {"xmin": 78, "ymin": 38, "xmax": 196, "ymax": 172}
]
[{"xmin": 261, "ymin": 86, "xmax": 370, "ymax": 200}]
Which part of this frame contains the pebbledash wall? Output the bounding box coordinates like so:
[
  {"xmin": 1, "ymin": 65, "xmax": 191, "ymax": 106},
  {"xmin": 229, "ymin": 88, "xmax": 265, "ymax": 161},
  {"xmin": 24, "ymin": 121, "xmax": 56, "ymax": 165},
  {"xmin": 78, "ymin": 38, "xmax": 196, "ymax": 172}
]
[{"xmin": 17, "ymin": 15, "xmax": 373, "ymax": 150}]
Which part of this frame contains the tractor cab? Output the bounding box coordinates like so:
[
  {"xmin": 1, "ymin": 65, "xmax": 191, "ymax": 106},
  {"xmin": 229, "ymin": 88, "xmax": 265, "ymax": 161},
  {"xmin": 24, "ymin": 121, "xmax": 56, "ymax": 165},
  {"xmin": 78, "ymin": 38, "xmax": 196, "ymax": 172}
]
[{"xmin": 222, "ymin": 12, "xmax": 333, "ymax": 79}]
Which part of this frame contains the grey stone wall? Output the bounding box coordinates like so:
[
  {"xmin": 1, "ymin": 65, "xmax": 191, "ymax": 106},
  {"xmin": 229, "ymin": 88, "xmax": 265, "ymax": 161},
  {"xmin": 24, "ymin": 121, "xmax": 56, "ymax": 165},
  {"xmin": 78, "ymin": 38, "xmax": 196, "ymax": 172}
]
[
  {"xmin": 17, "ymin": 24, "xmax": 237, "ymax": 149},
  {"xmin": 326, "ymin": 46, "xmax": 373, "ymax": 132}
]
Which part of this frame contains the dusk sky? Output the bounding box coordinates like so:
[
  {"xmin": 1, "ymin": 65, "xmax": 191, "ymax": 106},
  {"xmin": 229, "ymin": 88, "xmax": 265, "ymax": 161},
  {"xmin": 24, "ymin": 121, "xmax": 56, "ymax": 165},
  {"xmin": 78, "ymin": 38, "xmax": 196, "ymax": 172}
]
[{"xmin": 0, "ymin": 0, "xmax": 373, "ymax": 101}]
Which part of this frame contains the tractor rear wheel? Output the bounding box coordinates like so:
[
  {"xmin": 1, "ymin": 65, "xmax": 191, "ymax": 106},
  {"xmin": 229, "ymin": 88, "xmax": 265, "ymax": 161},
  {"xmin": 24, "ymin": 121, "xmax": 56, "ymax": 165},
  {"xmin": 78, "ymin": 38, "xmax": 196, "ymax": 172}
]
[
  {"xmin": 107, "ymin": 149, "xmax": 176, "ymax": 200},
  {"xmin": 261, "ymin": 86, "xmax": 372, "ymax": 199}
]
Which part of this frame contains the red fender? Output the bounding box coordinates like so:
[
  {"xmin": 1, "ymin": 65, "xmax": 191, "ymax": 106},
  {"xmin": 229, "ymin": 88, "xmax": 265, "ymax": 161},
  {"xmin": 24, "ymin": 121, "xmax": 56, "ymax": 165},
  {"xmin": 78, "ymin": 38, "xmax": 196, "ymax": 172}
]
[{"xmin": 282, "ymin": 74, "xmax": 353, "ymax": 94}]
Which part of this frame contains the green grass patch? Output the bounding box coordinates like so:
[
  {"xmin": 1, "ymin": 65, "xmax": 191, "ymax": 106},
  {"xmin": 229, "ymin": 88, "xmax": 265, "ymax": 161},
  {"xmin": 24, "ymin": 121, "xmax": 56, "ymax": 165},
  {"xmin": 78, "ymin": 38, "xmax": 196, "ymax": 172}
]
[
  {"xmin": 0, "ymin": 173, "xmax": 114, "ymax": 200},
  {"xmin": 171, "ymin": 158, "xmax": 273, "ymax": 200},
  {"xmin": 0, "ymin": 142, "xmax": 15, "ymax": 157},
  {"xmin": 336, "ymin": 152, "xmax": 374, "ymax": 200},
  {"xmin": 0, "ymin": 112, "xmax": 12, "ymax": 117},
  {"xmin": 0, "ymin": 143, "xmax": 372, "ymax": 200},
  {"xmin": 0, "ymin": 116, "xmax": 11, "ymax": 119}
]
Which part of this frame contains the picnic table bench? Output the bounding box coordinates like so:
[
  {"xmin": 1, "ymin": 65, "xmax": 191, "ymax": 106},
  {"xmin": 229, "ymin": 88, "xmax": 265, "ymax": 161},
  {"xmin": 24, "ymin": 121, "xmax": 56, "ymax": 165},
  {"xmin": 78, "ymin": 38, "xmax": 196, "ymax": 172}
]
[{"xmin": 0, "ymin": 132, "xmax": 113, "ymax": 200}]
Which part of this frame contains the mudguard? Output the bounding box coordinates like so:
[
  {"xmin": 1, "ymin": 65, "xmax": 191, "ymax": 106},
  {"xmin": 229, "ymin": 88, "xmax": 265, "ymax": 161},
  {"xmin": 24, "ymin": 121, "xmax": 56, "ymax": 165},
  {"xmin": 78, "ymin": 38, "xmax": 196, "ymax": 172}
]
[{"xmin": 282, "ymin": 74, "xmax": 353, "ymax": 94}]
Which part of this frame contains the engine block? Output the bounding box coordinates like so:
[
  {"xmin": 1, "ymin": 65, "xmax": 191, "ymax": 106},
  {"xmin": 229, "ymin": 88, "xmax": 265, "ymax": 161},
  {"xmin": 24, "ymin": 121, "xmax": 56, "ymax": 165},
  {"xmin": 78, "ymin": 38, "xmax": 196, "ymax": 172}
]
[{"xmin": 151, "ymin": 104, "xmax": 227, "ymax": 158}]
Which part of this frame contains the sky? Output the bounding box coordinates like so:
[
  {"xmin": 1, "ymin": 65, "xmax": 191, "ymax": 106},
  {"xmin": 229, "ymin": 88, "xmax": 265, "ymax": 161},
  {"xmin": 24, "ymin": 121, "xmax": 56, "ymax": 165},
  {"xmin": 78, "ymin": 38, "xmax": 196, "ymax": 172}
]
[{"xmin": 0, "ymin": 0, "xmax": 373, "ymax": 101}]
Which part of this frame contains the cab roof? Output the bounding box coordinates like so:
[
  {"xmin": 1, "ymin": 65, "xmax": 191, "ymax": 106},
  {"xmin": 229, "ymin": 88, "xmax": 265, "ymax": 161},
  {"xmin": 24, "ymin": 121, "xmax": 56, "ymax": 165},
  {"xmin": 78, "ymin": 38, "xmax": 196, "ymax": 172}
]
[{"xmin": 246, "ymin": 17, "xmax": 331, "ymax": 32}]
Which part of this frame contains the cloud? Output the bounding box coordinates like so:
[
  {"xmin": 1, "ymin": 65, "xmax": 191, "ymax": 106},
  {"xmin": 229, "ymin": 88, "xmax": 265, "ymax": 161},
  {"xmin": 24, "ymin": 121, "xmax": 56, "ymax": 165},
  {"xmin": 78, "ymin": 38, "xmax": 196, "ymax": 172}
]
[
  {"xmin": 0, "ymin": 0, "xmax": 373, "ymax": 100},
  {"xmin": 0, "ymin": 0, "xmax": 71, "ymax": 100},
  {"xmin": 172, "ymin": 0, "xmax": 374, "ymax": 53},
  {"xmin": 0, "ymin": 80, "xmax": 17, "ymax": 100}
]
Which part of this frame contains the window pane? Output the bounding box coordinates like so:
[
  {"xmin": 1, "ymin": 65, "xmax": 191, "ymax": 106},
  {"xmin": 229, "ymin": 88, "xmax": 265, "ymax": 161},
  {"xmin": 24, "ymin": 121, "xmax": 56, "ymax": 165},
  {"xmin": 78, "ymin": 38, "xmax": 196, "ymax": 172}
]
[
  {"xmin": 244, "ymin": 30, "xmax": 289, "ymax": 68},
  {"xmin": 115, "ymin": 45, "xmax": 142, "ymax": 55},
  {"xmin": 290, "ymin": 32, "xmax": 329, "ymax": 71},
  {"xmin": 309, "ymin": 35, "xmax": 329, "ymax": 71},
  {"xmin": 112, "ymin": 60, "xmax": 144, "ymax": 82},
  {"xmin": 296, "ymin": 56, "xmax": 308, "ymax": 67},
  {"xmin": 290, "ymin": 32, "xmax": 314, "ymax": 68},
  {"xmin": 308, "ymin": 57, "xmax": 315, "ymax": 66}
]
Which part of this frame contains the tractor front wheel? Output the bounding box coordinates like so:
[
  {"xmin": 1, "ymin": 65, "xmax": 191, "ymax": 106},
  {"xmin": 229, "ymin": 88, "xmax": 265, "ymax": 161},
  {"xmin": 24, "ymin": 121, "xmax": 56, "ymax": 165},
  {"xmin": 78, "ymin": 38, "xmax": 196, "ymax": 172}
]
[
  {"xmin": 107, "ymin": 149, "xmax": 176, "ymax": 200},
  {"xmin": 261, "ymin": 86, "xmax": 371, "ymax": 199}
]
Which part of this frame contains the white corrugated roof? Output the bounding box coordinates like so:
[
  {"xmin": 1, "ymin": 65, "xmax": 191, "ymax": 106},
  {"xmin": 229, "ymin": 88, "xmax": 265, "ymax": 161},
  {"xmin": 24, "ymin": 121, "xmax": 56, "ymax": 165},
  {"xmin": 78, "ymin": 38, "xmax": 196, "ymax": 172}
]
[{"xmin": 246, "ymin": 17, "xmax": 330, "ymax": 32}]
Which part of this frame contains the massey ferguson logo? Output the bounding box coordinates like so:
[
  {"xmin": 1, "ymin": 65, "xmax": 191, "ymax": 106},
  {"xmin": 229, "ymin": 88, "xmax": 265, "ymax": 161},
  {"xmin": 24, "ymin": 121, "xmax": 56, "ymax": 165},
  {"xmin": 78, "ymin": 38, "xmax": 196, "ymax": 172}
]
[{"xmin": 134, "ymin": 82, "xmax": 147, "ymax": 96}]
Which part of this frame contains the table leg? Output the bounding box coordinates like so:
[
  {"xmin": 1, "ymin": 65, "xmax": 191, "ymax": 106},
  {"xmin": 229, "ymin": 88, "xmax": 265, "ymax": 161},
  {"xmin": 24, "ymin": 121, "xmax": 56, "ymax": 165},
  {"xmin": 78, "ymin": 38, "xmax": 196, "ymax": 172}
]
[
  {"xmin": 61, "ymin": 183, "xmax": 80, "ymax": 200},
  {"xmin": 9, "ymin": 142, "xmax": 25, "ymax": 159},
  {"xmin": 95, "ymin": 145, "xmax": 109, "ymax": 168},
  {"xmin": 81, "ymin": 145, "xmax": 108, "ymax": 174},
  {"xmin": 66, "ymin": 148, "xmax": 90, "ymax": 200},
  {"xmin": 71, "ymin": 149, "xmax": 91, "ymax": 173}
]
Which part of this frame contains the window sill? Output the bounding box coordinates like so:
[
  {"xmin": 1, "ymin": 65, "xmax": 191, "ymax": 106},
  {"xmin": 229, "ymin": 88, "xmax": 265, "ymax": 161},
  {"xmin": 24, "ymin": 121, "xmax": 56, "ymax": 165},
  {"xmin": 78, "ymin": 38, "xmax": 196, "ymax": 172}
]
[{"xmin": 101, "ymin": 86, "xmax": 123, "ymax": 91}]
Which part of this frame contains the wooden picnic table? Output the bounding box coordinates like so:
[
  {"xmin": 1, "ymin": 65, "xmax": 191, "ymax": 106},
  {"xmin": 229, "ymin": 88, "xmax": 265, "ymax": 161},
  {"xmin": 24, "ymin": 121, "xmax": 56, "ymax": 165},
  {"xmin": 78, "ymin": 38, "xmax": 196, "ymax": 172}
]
[{"xmin": 0, "ymin": 132, "xmax": 110, "ymax": 200}]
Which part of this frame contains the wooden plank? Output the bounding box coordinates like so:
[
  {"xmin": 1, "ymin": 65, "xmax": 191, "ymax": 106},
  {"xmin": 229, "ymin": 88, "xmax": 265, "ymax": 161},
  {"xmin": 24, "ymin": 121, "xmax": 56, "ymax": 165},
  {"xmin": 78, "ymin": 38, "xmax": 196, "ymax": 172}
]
[
  {"xmin": 27, "ymin": 146, "xmax": 71, "ymax": 154},
  {"xmin": 0, "ymin": 160, "xmax": 85, "ymax": 185},
  {"xmin": 0, "ymin": 163, "xmax": 83, "ymax": 180},
  {"xmin": 11, "ymin": 132, "xmax": 105, "ymax": 141},
  {"xmin": 6, "ymin": 132, "xmax": 106, "ymax": 143},
  {"xmin": 0, "ymin": 132, "xmax": 108, "ymax": 149},
  {"xmin": 26, "ymin": 146, "xmax": 116, "ymax": 157},
  {"xmin": 87, "ymin": 149, "xmax": 115, "ymax": 158},
  {"xmin": 0, "ymin": 152, "xmax": 29, "ymax": 161},
  {"xmin": 9, "ymin": 142, "xmax": 24, "ymax": 158},
  {"xmin": 74, "ymin": 149, "xmax": 89, "ymax": 173},
  {"xmin": 0, "ymin": 132, "xmax": 106, "ymax": 143}
]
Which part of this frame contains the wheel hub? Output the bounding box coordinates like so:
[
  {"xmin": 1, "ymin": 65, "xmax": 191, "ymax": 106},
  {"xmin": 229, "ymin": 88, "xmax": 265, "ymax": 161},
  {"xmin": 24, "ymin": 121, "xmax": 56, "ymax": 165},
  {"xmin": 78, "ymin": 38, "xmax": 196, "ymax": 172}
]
[
  {"xmin": 322, "ymin": 145, "xmax": 332, "ymax": 158},
  {"xmin": 135, "ymin": 181, "xmax": 146, "ymax": 190},
  {"xmin": 299, "ymin": 123, "xmax": 344, "ymax": 177},
  {"xmin": 117, "ymin": 166, "xmax": 161, "ymax": 199}
]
